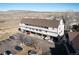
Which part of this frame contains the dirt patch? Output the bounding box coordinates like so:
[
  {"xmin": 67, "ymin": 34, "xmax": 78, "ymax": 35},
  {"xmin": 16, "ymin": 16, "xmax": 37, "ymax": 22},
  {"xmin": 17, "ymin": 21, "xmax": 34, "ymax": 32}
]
[{"xmin": 0, "ymin": 20, "xmax": 5, "ymax": 23}]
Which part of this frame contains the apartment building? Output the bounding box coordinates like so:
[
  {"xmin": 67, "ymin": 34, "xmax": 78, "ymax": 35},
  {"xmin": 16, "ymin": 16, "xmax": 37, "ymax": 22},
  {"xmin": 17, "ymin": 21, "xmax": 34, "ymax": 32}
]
[{"xmin": 19, "ymin": 17, "xmax": 64, "ymax": 38}]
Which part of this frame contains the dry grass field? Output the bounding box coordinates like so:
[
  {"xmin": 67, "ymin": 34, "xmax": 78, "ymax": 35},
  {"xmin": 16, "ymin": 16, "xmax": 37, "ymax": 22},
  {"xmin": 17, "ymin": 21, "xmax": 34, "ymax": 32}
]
[{"xmin": 0, "ymin": 10, "xmax": 64, "ymax": 41}]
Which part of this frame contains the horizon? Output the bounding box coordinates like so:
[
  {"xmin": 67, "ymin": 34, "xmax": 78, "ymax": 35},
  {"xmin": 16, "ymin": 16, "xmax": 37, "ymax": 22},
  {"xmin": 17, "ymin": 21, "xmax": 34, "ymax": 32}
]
[
  {"xmin": 0, "ymin": 10, "xmax": 78, "ymax": 12},
  {"xmin": 0, "ymin": 3, "xmax": 79, "ymax": 12}
]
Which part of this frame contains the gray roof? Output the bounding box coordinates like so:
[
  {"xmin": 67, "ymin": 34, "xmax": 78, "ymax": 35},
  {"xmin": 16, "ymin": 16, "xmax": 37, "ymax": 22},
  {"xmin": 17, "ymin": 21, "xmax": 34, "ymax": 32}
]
[{"xmin": 21, "ymin": 18, "xmax": 60, "ymax": 28}]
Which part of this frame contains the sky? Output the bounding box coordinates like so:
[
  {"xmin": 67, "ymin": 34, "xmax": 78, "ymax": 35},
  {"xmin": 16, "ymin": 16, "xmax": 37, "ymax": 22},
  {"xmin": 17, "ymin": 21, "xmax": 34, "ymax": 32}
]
[{"xmin": 0, "ymin": 3, "xmax": 79, "ymax": 11}]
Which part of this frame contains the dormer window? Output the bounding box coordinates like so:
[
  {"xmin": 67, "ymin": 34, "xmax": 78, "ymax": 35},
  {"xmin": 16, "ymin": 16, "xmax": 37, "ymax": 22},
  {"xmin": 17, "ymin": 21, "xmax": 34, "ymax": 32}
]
[
  {"xmin": 44, "ymin": 26, "xmax": 48, "ymax": 29},
  {"xmin": 25, "ymin": 24, "xmax": 29, "ymax": 25}
]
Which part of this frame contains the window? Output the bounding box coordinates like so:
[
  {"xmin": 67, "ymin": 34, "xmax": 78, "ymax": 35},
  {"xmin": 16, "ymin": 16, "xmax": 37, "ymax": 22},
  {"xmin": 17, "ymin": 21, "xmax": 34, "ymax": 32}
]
[
  {"xmin": 41, "ymin": 26, "xmax": 43, "ymax": 27},
  {"xmin": 29, "ymin": 28, "xmax": 31, "ymax": 29},
  {"xmin": 26, "ymin": 27, "xmax": 28, "ymax": 28},
  {"xmin": 39, "ymin": 29, "xmax": 42, "ymax": 32},
  {"xmin": 44, "ymin": 26, "xmax": 48, "ymax": 29},
  {"xmin": 32, "ymin": 28, "xmax": 34, "ymax": 30},
  {"xmin": 45, "ymin": 31, "xmax": 47, "ymax": 33},
  {"xmin": 36, "ymin": 29, "xmax": 38, "ymax": 31},
  {"xmin": 25, "ymin": 24, "xmax": 28, "ymax": 25}
]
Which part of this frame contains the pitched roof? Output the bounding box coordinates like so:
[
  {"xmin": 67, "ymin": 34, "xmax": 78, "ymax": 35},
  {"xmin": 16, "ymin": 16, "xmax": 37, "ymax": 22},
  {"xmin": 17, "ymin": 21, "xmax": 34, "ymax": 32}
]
[
  {"xmin": 68, "ymin": 32, "xmax": 79, "ymax": 49},
  {"xmin": 21, "ymin": 18, "xmax": 60, "ymax": 28},
  {"xmin": 68, "ymin": 32, "xmax": 79, "ymax": 41}
]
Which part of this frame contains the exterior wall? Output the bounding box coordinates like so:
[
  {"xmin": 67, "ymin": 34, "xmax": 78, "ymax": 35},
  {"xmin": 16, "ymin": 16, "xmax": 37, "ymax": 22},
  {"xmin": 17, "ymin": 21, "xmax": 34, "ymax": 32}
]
[
  {"xmin": 58, "ymin": 19, "xmax": 64, "ymax": 36},
  {"xmin": 19, "ymin": 23, "xmax": 58, "ymax": 37}
]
